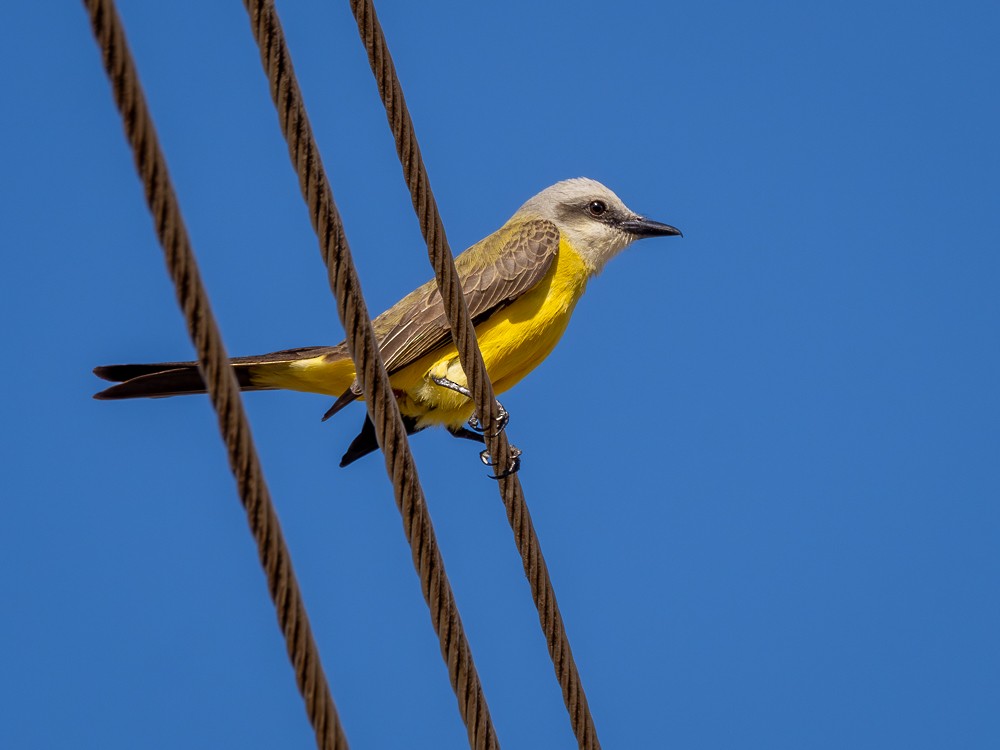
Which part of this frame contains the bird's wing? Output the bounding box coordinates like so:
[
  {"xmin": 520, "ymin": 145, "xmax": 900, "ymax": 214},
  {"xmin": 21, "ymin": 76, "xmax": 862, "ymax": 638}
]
[{"xmin": 369, "ymin": 218, "xmax": 560, "ymax": 375}]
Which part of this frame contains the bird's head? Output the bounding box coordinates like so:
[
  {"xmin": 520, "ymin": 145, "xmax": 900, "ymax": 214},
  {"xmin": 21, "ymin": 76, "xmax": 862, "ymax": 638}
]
[{"xmin": 512, "ymin": 177, "xmax": 682, "ymax": 275}]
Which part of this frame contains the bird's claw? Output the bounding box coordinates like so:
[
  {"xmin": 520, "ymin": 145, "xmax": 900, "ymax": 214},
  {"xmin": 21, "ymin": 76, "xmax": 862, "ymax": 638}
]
[
  {"xmin": 479, "ymin": 445, "xmax": 522, "ymax": 479},
  {"xmin": 469, "ymin": 400, "xmax": 509, "ymax": 436}
]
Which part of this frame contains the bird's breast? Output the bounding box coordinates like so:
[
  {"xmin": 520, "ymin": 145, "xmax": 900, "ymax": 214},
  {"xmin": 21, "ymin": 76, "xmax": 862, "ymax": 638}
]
[{"xmin": 474, "ymin": 237, "xmax": 590, "ymax": 392}]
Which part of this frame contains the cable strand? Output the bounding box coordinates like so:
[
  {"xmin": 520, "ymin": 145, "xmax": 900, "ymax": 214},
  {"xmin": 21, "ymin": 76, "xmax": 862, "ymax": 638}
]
[
  {"xmin": 82, "ymin": 2, "xmax": 348, "ymax": 748},
  {"xmin": 346, "ymin": 2, "xmax": 602, "ymax": 747},
  {"xmin": 240, "ymin": 2, "xmax": 499, "ymax": 748}
]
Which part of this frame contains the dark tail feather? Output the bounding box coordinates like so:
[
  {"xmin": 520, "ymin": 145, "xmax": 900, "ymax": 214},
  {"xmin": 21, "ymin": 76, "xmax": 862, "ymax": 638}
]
[
  {"xmin": 339, "ymin": 414, "xmax": 422, "ymax": 467},
  {"xmin": 322, "ymin": 385, "xmax": 360, "ymax": 422},
  {"xmin": 93, "ymin": 362, "xmax": 264, "ymax": 399},
  {"xmin": 94, "ymin": 345, "xmax": 337, "ymax": 400}
]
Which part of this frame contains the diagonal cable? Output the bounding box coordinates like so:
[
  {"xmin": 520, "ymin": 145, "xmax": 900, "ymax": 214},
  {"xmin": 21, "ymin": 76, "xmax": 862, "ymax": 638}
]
[
  {"xmin": 239, "ymin": 2, "xmax": 499, "ymax": 748},
  {"xmin": 347, "ymin": 2, "xmax": 603, "ymax": 748},
  {"xmin": 81, "ymin": 1, "xmax": 348, "ymax": 748}
]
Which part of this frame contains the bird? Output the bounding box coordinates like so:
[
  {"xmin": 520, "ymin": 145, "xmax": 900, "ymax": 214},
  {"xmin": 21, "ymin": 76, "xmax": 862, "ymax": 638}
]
[{"xmin": 94, "ymin": 178, "xmax": 682, "ymax": 468}]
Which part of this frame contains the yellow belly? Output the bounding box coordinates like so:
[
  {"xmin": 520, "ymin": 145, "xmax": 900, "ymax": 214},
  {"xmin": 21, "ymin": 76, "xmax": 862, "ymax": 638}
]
[
  {"xmin": 256, "ymin": 237, "xmax": 590, "ymax": 428},
  {"xmin": 393, "ymin": 238, "xmax": 589, "ymax": 427}
]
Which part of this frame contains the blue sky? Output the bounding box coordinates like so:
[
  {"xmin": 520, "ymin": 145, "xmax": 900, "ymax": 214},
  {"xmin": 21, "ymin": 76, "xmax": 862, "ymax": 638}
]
[{"xmin": 4, "ymin": 1, "xmax": 998, "ymax": 748}]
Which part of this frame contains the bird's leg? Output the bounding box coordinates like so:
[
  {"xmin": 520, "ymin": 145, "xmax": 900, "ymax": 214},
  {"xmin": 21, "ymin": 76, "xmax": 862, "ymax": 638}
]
[
  {"xmin": 430, "ymin": 375, "xmax": 509, "ymax": 435},
  {"xmin": 479, "ymin": 445, "xmax": 523, "ymax": 480},
  {"xmin": 432, "ymin": 375, "xmax": 518, "ymax": 475},
  {"xmin": 430, "ymin": 374, "xmax": 473, "ymax": 398}
]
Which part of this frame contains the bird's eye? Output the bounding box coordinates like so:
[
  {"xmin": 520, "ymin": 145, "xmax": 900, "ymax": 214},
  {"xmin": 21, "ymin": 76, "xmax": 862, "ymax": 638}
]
[{"xmin": 587, "ymin": 200, "xmax": 608, "ymax": 217}]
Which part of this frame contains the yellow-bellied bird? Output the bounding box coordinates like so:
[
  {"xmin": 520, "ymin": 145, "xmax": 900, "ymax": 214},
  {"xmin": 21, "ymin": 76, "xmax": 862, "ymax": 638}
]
[{"xmin": 95, "ymin": 178, "xmax": 682, "ymax": 466}]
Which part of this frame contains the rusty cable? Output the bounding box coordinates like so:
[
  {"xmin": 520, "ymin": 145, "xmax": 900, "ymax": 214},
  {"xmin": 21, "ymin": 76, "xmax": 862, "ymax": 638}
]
[
  {"xmin": 347, "ymin": 2, "xmax": 603, "ymax": 747},
  {"xmin": 82, "ymin": 1, "xmax": 348, "ymax": 748},
  {"xmin": 240, "ymin": 2, "xmax": 499, "ymax": 748}
]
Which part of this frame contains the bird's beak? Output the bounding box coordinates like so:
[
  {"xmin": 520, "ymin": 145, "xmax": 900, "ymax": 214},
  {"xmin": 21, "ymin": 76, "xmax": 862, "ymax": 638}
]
[{"xmin": 619, "ymin": 216, "xmax": 683, "ymax": 238}]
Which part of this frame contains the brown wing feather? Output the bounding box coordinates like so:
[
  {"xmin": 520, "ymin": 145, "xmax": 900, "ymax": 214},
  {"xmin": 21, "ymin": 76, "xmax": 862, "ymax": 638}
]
[
  {"xmin": 371, "ymin": 218, "xmax": 560, "ymax": 374},
  {"xmin": 96, "ymin": 221, "xmax": 558, "ymax": 403}
]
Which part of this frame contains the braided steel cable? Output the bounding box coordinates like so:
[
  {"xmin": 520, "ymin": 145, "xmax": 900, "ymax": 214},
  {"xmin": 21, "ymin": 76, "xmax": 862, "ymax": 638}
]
[
  {"xmin": 240, "ymin": 2, "xmax": 499, "ymax": 748},
  {"xmin": 348, "ymin": 2, "xmax": 603, "ymax": 747},
  {"xmin": 82, "ymin": 1, "xmax": 348, "ymax": 748}
]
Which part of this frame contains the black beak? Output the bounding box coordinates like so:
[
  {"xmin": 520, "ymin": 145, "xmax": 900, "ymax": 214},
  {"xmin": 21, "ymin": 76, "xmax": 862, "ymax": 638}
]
[{"xmin": 619, "ymin": 216, "xmax": 683, "ymax": 238}]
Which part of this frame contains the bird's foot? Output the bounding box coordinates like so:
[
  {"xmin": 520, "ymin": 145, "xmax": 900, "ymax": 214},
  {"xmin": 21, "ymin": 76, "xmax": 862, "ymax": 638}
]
[
  {"xmin": 480, "ymin": 445, "xmax": 522, "ymax": 479},
  {"xmin": 447, "ymin": 426, "xmax": 486, "ymax": 444},
  {"xmin": 468, "ymin": 400, "xmax": 509, "ymax": 436},
  {"xmin": 430, "ymin": 375, "xmax": 509, "ymax": 436}
]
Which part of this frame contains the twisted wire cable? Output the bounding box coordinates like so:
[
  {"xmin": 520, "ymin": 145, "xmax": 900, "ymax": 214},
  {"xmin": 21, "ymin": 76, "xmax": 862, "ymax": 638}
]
[
  {"xmin": 348, "ymin": 2, "xmax": 603, "ymax": 747},
  {"xmin": 240, "ymin": 2, "xmax": 499, "ymax": 748},
  {"xmin": 82, "ymin": 1, "xmax": 348, "ymax": 747}
]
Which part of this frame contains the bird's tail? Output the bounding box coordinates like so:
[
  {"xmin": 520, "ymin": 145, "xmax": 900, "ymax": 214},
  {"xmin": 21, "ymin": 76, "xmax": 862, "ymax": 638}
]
[{"xmin": 93, "ymin": 345, "xmax": 351, "ymax": 400}]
